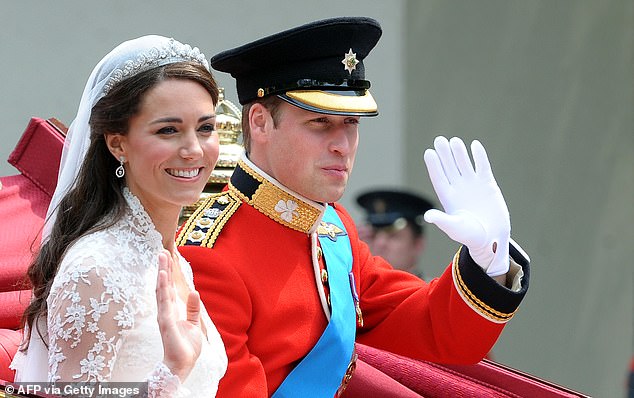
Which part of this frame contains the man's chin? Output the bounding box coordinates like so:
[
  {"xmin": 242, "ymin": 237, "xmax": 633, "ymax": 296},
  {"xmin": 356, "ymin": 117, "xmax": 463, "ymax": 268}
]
[{"xmin": 320, "ymin": 189, "xmax": 346, "ymax": 204}]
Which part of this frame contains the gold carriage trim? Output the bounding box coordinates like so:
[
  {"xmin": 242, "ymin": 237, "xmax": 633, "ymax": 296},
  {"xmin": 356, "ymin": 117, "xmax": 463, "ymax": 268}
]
[
  {"xmin": 452, "ymin": 249, "xmax": 518, "ymax": 324},
  {"xmin": 229, "ymin": 160, "xmax": 322, "ymax": 234},
  {"xmin": 176, "ymin": 191, "xmax": 242, "ymax": 249}
]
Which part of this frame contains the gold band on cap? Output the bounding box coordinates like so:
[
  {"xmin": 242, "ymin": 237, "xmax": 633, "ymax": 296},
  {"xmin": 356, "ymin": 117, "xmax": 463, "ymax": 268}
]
[{"xmin": 285, "ymin": 90, "xmax": 377, "ymax": 114}]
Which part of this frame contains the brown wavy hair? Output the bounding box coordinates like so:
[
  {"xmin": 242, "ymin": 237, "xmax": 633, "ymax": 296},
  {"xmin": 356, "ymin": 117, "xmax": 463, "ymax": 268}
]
[{"xmin": 21, "ymin": 61, "xmax": 219, "ymax": 349}]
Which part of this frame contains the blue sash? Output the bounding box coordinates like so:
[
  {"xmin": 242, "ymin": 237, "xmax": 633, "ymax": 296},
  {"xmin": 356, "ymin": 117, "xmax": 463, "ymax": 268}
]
[{"xmin": 272, "ymin": 205, "xmax": 356, "ymax": 398}]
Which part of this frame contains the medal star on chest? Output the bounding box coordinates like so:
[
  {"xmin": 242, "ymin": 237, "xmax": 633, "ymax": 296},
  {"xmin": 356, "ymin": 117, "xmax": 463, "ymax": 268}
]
[{"xmin": 317, "ymin": 222, "xmax": 346, "ymax": 242}]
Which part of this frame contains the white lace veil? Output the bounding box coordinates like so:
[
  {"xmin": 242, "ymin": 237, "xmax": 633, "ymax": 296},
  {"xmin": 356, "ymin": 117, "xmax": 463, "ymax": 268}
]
[
  {"xmin": 44, "ymin": 35, "xmax": 209, "ymax": 238},
  {"xmin": 11, "ymin": 34, "xmax": 210, "ymax": 382}
]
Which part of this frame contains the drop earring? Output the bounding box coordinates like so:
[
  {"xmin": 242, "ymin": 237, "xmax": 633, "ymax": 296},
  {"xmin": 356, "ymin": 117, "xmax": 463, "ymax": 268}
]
[{"xmin": 115, "ymin": 156, "xmax": 125, "ymax": 178}]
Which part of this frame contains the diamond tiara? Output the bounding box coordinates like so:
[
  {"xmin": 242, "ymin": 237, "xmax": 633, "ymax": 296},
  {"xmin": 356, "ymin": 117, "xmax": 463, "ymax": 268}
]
[{"xmin": 103, "ymin": 38, "xmax": 209, "ymax": 95}]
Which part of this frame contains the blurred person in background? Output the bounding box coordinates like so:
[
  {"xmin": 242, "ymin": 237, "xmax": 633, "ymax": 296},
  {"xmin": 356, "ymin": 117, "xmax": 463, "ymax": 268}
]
[{"xmin": 356, "ymin": 189, "xmax": 433, "ymax": 278}]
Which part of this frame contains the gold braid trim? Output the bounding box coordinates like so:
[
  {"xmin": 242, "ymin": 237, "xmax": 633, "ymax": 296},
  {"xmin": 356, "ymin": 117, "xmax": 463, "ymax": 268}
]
[
  {"xmin": 230, "ymin": 160, "xmax": 321, "ymax": 234},
  {"xmin": 452, "ymin": 249, "xmax": 518, "ymax": 323},
  {"xmin": 176, "ymin": 191, "xmax": 242, "ymax": 249}
]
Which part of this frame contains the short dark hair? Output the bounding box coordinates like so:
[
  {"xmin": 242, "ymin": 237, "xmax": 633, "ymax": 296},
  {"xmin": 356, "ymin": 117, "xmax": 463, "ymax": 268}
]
[{"xmin": 241, "ymin": 95, "xmax": 284, "ymax": 154}]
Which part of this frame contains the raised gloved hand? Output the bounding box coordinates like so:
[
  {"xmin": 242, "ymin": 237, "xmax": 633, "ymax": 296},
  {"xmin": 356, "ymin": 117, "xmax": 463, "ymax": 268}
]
[{"xmin": 423, "ymin": 136, "xmax": 510, "ymax": 276}]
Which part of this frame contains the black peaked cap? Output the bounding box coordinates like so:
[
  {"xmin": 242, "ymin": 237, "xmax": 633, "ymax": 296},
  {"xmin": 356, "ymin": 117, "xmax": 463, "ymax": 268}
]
[
  {"xmin": 210, "ymin": 17, "xmax": 382, "ymax": 115},
  {"xmin": 356, "ymin": 190, "xmax": 435, "ymax": 229}
]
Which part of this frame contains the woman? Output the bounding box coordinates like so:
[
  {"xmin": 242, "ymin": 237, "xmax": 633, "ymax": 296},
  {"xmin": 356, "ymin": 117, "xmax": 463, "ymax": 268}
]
[{"xmin": 10, "ymin": 35, "xmax": 227, "ymax": 396}]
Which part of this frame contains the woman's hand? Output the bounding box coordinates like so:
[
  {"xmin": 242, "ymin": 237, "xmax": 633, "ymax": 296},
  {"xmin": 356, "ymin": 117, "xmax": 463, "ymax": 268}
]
[{"xmin": 156, "ymin": 249, "xmax": 203, "ymax": 383}]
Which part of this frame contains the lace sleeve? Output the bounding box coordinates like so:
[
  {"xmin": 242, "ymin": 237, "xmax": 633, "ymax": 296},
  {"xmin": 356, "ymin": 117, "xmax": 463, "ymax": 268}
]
[{"xmin": 47, "ymin": 256, "xmax": 189, "ymax": 397}]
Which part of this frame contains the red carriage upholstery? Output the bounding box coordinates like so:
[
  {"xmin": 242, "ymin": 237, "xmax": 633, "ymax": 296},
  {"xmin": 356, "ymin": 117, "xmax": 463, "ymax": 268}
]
[
  {"xmin": 0, "ymin": 117, "xmax": 64, "ymax": 382},
  {"xmin": 342, "ymin": 343, "xmax": 588, "ymax": 397}
]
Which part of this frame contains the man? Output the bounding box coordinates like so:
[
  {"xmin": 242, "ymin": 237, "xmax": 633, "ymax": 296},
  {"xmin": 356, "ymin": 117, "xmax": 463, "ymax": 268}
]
[
  {"xmin": 178, "ymin": 17, "xmax": 529, "ymax": 397},
  {"xmin": 356, "ymin": 189, "xmax": 434, "ymax": 278}
]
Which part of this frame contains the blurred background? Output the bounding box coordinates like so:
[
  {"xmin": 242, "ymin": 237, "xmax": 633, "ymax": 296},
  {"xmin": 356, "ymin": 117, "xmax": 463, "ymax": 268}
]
[{"xmin": 1, "ymin": 1, "xmax": 632, "ymax": 396}]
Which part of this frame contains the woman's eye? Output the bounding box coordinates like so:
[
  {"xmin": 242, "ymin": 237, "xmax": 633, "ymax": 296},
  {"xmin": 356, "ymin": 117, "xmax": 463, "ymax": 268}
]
[
  {"xmin": 157, "ymin": 126, "xmax": 177, "ymax": 135},
  {"xmin": 199, "ymin": 123, "xmax": 216, "ymax": 133}
]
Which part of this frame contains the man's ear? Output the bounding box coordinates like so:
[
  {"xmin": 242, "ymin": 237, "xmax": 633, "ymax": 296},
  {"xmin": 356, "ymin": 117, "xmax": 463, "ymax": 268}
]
[
  {"xmin": 105, "ymin": 133, "xmax": 126, "ymax": 160},
  {"xmin": 248, "ymin": 103, "xmax": 272, "ymax": 144}
]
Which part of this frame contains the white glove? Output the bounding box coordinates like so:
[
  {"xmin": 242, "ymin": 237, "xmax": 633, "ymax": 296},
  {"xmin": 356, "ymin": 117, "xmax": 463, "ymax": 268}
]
[{"xmin": 423, "ymin": 136, "xmax": 510, "ymax": 276}]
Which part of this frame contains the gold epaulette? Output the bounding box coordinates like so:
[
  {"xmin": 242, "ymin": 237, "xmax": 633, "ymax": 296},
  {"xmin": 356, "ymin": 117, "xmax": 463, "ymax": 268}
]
[{"xmin": 176, "ymin": 191, "xmax": 242, "ymax": 248}]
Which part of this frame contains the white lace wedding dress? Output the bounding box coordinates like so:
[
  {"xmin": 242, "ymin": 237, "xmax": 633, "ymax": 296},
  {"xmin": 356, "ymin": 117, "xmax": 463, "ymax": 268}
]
[{"xmin": 11, "ymin": 189, "xmax": 227, "ymax": 397}]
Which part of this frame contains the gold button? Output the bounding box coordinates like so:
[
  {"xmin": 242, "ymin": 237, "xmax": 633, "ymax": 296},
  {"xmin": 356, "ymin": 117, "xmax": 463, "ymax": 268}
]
[
  {"xmin": 321, "ymin": 269, "xmax": 328, "ymax": 284},
  {"xmin": 317, "ymin": 247, "xmax": 323, "ymax": 259}
]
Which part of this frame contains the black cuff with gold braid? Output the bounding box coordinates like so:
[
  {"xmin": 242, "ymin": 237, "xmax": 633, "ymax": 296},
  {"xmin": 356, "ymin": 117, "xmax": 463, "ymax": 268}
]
[{"xmin": 453, "ymin": 244, "xmax": 530, "ymax": 323}]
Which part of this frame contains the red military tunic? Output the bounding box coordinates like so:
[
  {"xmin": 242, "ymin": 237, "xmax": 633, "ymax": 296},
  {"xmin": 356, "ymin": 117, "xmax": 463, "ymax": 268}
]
[{"xmin": 177, "ymin": 157, "xmax": 529, "ymax": 398}]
